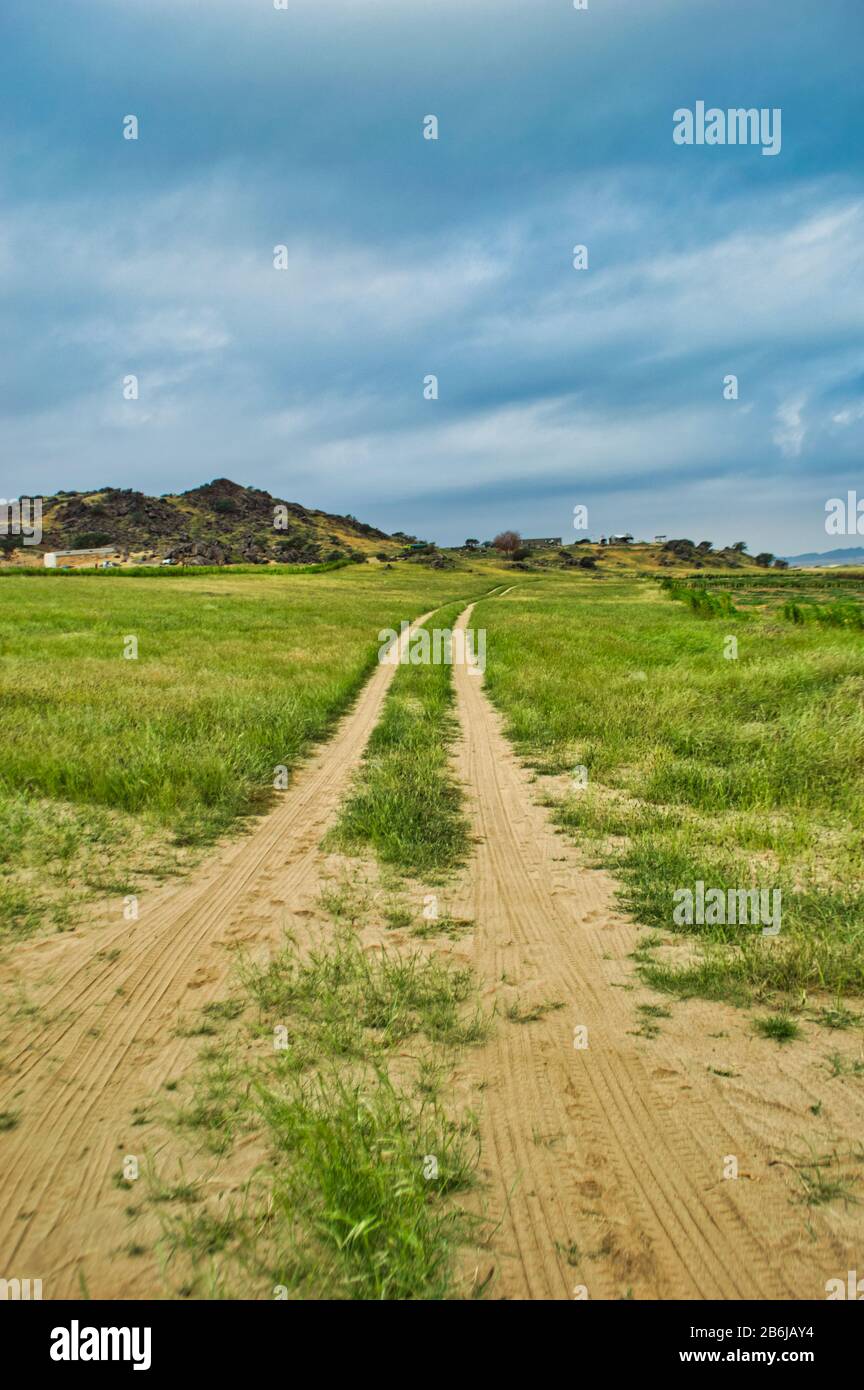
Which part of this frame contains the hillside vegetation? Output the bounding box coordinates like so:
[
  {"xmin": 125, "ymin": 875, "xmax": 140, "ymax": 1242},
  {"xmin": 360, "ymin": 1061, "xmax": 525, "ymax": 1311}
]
[
  {"xmin": 12, "ymin": 477, "xmax": 400, "ymax": 567},
  {"xmin": 501, "ymin": 537, "xmax": 779, "ymax": 574},
  {"xmin": 4, "ymin": 486, "xmax": 789, "ymax": 575}
]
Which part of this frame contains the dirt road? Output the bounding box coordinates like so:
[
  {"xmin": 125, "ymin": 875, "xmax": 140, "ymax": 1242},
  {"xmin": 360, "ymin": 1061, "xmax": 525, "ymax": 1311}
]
[{"xmin": 2, "ymin": 598, "xmax": 861, "ymax": 1299}]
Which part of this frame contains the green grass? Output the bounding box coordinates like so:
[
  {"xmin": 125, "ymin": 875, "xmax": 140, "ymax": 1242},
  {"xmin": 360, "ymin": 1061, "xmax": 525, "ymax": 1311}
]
[
  {"xmin": 156, "ymin": 890, "xmax": 486, "ymax": 1299},
  {"xmin": 166, "ymin": 1069, "xmax": 480, "ymax": 1300},
  {"xmin": 826, "ymin": 1051, "xmax": 864, "ymax": 1078},
  {"xmin": 661, "ymin": 578, "xmax": 741, "ymax": 618},
  {"xmin": 329, "ymin": 602, "xmax": 472, "ymax": 876},
  {"xmin": 0, "ymin": 565, "xmax": 505, "ymax": 936},
  {"xmin": 241, "ymin": 929, "xmax": 488, "ymax": 1062},
  {"xmin": 474, "ymin": 574, "xmax": 864, "ymax": 1004},
  {"xmin": 753, "ymin": 1014, "xmax": 802, "ymax": 1043},
  {"xmin": 257, "ymin": 1069, "xmax": 479, "ymax": 1299},
  {"xmin": 676, "ymin": 571, "xmax": 864, "ymax": 630}
]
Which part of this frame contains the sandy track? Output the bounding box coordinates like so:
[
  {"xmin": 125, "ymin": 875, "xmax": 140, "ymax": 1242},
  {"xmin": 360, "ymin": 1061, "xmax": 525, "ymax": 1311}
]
[
  {"xmin": 3, "ymin": 596, "xmax": 861, "ymax": 1301},
  {"xmin": 0, "ymin": 611, "xmax": 436, "ymax": 1299},
  {"xmin": 450, "ymin": 603, "xmax": 863, "ymax": 1301}
]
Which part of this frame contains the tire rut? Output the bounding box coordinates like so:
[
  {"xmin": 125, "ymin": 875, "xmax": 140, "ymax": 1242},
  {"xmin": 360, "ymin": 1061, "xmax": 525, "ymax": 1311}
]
[
  {"xmin": 449, "ymin": 603, "xmax": 801, "ymax": 1301},
  {"xmin": 0, "ymin": 610, "xmax": 437, "ymax": 1298}
]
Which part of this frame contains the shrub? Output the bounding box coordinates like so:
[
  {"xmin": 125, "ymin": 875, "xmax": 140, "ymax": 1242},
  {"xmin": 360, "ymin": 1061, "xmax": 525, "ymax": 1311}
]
[
  {"xmin": 71, "ymin": 532, "xmax": 113, "ymax": 549},
  {"xmin": 662, "ymin": 580, "xmax": 738, "ymax": 618}
]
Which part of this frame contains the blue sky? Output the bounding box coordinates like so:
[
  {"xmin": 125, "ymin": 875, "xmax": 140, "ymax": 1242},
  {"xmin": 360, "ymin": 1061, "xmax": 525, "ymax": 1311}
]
[{"xmin": 1, "ymin": 0, "xmax": 862, "ymax": 551}]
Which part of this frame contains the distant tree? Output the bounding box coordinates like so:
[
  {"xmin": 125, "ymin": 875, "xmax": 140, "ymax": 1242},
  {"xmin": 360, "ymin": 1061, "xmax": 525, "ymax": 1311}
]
[
  {"xmin": 511, "ymin": 546, "xmax": 531, "ymax": 561},
  {"xmin": 0, "ymin": 535, "xmax": 17, "ymax": 556},
  {"xmin": 696, "ymin": 541, "xmax": 713, "ymax": 553},
  {"xmin": 464, "ymin": 538, "xmax": 480, "ymax": 550},
  {"xmin": 731, "ymin": 540, "xmax": 748, "ymax": 553},
  {"xmin": 493, "ymin": 530, "xmax": 522, "ymax": 555},
  {"xmin": 754, "ymin": 552, "xmax": 774, "ymax": 567},
  {"xmin": 772, "ymin": 558, "xmax": 789, "ymax": 569}
]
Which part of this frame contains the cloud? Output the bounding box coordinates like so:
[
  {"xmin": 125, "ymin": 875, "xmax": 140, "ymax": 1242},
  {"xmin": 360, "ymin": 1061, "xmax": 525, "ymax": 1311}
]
[
  {"xmin": 0, "ymin": 0, "xmax": 862, "ymax": 554},
  {"xmin": 772, "ymin": 397, "xmax": 807, "ymax": 458}
]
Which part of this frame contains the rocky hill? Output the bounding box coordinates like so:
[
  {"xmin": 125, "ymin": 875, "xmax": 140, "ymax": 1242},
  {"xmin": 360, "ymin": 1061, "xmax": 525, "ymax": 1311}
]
[{"xmin": 24, "ymin": 479, "xmax": 396, "ymax": 566}]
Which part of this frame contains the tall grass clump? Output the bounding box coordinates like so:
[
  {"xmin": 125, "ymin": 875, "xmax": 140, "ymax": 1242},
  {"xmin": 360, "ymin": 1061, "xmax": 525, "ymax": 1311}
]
[
  {"xmin": 661, "ymin": 578, "xmax": 739, "ymax": 618},
  {"xmin": 258, "ymin": 1069, "xmax": 478, "ymax": 1299}
]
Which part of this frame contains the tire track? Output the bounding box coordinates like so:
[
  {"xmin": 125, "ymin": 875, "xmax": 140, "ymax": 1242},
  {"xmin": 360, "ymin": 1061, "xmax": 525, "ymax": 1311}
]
[
  {"xmin": 449, "ymin": 603, "xmax": 804, "ymax": 1301},
  {"xmin": 0, "ymin": 609, "xmax": 440, "ymax": 1299}
]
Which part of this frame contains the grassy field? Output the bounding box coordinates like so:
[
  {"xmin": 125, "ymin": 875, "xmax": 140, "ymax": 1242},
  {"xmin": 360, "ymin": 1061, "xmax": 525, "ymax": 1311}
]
[
  {"xmin": 8, "ymin": 559, "xmax": 863, "ymax": 1297},
  {"xmin": 0, "ymin": 563, "xmax": 506, "ymax": 937},
  {"xmin": 475, "ymin": 573, "xmax": 864, "ymax": 1007}
]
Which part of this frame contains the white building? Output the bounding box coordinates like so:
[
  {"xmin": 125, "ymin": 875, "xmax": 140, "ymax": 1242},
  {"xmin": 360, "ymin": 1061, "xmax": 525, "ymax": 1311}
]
[{"xmin": 44, "ymin": 546, "xmax": 118, "ymax": 569}]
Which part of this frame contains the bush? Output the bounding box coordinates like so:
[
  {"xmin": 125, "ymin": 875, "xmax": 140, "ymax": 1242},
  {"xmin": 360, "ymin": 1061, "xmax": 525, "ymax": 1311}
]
[
  {"xmin": 71, "ymin": 532, "xmax": 113, "ymax": 550},
  {"xmin": 781, "ymin": 599, "xmax": 864, "ymax": 630},
  {"xmin": 661, "ymin": 580, "xmax": 738, "ymax": 618}
]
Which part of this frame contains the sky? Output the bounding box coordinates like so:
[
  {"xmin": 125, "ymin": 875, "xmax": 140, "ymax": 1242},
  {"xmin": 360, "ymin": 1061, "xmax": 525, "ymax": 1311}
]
[{"xmin": 0, "ymin": 0, "xmax": 862, "ymax": 553}]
